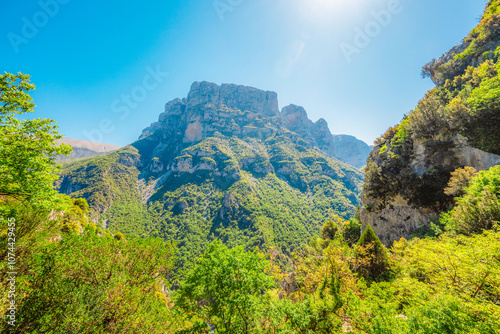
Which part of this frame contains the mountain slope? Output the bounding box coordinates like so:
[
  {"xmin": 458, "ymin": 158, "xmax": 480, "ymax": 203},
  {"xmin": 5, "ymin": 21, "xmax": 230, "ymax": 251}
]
[
  {"xmin": 361, "ymin": 0, "xmax": 500, "ymax": 245},
  {"xmin": 57, "ymin": 82, "xmax": 364, "ymax": 267},
  {"xmin": 331, "ymin": 135, "xmax": 372, "ymax": 169}
]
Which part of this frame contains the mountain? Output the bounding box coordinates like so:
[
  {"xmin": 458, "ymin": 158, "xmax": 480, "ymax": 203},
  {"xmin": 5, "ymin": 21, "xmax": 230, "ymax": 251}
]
[
  {"xmin": 55, "ymin": 138, "xmax": 121, "ymax": 161},
  {"xmin": 361, "ymin": 1, "xmax": 500, "ymax": 245},
  {"xmin": 278, "ymin": 104, "xmax": 371, "ymax": 168},
  {"xmin": 331, "ymin": 135, "xmax": 372, "ymax": 169},
  {"xmin": 57, "ymin": 82, "xmax": 364, "ymax": 267}
]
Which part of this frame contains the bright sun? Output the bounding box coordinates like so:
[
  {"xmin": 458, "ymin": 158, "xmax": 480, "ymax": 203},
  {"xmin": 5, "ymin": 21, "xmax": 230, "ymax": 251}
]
[{"xmin": 298, "ymin": 0, "xmax": 361, "ymax": 23}]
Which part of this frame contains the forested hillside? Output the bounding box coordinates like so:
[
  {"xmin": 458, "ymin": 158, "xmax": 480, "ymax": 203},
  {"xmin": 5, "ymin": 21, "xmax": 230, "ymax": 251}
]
[{"xmin": 57, "ymin": 82, "xmax": 364, "ymax": 269}]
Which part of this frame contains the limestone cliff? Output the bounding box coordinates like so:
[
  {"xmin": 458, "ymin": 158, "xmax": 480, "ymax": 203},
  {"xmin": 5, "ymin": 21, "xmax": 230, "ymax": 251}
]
[
  {"xmin": 140, "ymin": 83, "xmax": 370, "ymax": 169},
  {"xmin": 362, "ymin": 136, "xmax": 500, "ymax": 246}
]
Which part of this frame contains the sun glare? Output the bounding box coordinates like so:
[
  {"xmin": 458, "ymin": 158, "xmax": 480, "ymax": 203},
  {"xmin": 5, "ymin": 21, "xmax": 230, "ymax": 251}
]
[{"xmin": 297, "ymin": 0, "xmax": 362, "ymax": 23}]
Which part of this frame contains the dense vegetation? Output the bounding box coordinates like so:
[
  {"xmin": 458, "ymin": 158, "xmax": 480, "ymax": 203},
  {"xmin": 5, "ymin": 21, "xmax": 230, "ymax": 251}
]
[
  {"xmin": 0, "ymin": 73, "xmax": 184, "ymax": 333},
  {"xmin": 167, "ymin": 176, "xmax": 500, "ymax": 333}
]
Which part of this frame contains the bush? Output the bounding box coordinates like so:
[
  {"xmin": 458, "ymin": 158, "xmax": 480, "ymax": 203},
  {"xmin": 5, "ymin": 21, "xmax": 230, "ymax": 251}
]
[
  {"xmin": 407, "ymin": 294, "xmax": 499, "ymax": 334},
  {"xmin": 320, "ymin": 220, "xmax": 338, "ymax": 240},
  {"xmin": 343, "ymin": 218, "xmax": 361, "ymax": 246},
  {"xmin": 443, "ymin": 165, "xmax": 500, "ymax": 235},
  {"xmin": 174, "ymin": 240, "xmax": 275, "ymax": 333},
  {"xmin": 444, "ymin": 166, "xmax": 478, "ymax": 197},
  {"xmin": 406, "ymin": 94, "xmax": 449, "ymax": 139}
]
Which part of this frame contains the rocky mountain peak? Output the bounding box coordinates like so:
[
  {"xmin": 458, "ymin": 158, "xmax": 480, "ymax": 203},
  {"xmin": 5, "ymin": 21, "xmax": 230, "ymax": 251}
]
[
  {"xmin": 281, "ymin": 104, "xmax": 309, "ymax": 130},
  {"xmin": 139, "ymin": 81, "xmax": 371, "ymax": 168},
  {"xmin": 162, "ymin": 98, "xmax": 186, "ymax": 118},
  {"xmin": 187, "ymin": 81, "xmax": 279, "ymax": 117}
]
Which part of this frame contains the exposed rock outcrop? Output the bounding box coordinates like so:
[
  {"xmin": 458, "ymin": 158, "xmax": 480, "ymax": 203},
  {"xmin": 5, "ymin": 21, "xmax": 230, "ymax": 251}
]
[
  {"xmin": 281, "ymin": 104, "xmax": 370, "ymax": 168},
  {"xmin": 140, "ymin": 82, "xmax": 370, "ymax": 169},
  {"xmin": 58, "ymin": 81, "xmax": 366, "ymax": 264},
  {"xmin": 362, "ymin": 135, "xmax": 500, "ymax": 246},
  {"xmin": 361, "ymin": 195, "xmax": 438, "ymax": 246}
]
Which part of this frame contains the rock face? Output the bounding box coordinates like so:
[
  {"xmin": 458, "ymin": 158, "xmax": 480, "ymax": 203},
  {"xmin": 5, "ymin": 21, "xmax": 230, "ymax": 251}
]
[
  {"xmin": 362, "ymin": 135, "xmax": 500, "ymax": 246},
  {"xmin": 361, "ymin": 195, "xmax": 438, "ymax": 246},
  {"xmin": 187, "ymin": 82, "xmax": 279, "ymax": 117},
  {"xmin": 139, "ymin": 82, "xmax": 335, "ymax": 181},
  {"xmin": 141, "ymin": 82, "xmax": 370, "ymax": 169},
  {"xmin": 55, "ymin": 138, "xmax": 120, "ymax": 161},
  {"xmin": 280, "ymin": 105, "xmax": 371, "ymax": 168},
  {"xmin": 361, "ymin": 2, "xmax": 500, "ymax": 245},
  {"xmin": 140, "ymin": 82, "xmax": 281, "ymax": 149}
]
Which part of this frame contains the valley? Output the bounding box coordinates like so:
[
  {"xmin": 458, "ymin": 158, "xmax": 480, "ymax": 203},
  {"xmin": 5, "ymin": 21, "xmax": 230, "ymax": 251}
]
[{"xmin": 1, "ymin": 1, "xmax": 500, "ymax": 333}]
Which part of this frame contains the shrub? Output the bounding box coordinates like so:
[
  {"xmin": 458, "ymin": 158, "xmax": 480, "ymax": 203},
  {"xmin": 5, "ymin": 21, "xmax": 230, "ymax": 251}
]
[
  {"xmin": 444, "ymin": 166, "xmax": 478, "ymax": 197},
  {"xmin": 321, "ymin": 220, "xmax": 339, "ymax": 240},
  {"xmin": 343, "ymin": 218, "xmax": 361, "ymax": 246},
  {"xmin": 406, "ymin": 94, "xmax": 448, "ymax": 139},
  {"xmin": 443, "ymin": 165, "xmax": 500, "ymax": 234}
]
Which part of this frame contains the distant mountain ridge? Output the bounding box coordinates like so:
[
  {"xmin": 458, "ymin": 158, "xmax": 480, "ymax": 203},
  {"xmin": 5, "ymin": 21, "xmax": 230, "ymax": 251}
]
[
  {"xmin": 332, "ymin": 135, "xmax": 373, "ymax": 169},
  {"xmin": 57, "ymin": 81, "xmax": 365, "ymax": 267},
  {"xmin": 55, "ymin": 138, "xmax": 120, "ymax": 161}
]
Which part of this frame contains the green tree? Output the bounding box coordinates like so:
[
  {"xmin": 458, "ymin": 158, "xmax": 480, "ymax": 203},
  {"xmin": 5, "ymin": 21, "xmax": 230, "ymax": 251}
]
[
  {"xmin": 281, "ymin": 243, "xmax": 356, "ymax": 333},
  {"xmin": 174, "ymin": 240, "xmax": 275, "ymax": 333},
  {"xmin": 356, "ymin": 225, "xmax": 392, "ymax": 282},
  {"xmin": 14, "ymin": 230, "xmax": 179, "ymax": 333},
  {"xmin": 343, "ymin": 218, "xmax": 362, "ymax": 246},
  {"xmin": 443, "ymin": 165, "xmax": 500, "ymax": 235},
  {"xmin": 0, "ymin": 72, "xmax": 189, "ymax": 334},
  {"xmin": 320, "ymin": 220, "xmax": 338, "ymax": 240},
  {"xmin": 0, "ymin": 72, "xmax": 71, "ymax": 207}
]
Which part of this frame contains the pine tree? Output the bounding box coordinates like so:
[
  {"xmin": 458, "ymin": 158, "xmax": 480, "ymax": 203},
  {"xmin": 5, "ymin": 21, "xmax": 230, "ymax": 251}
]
[{"xmin": 356, "ymin": 225, "xmax": 392, "ymax": 282}]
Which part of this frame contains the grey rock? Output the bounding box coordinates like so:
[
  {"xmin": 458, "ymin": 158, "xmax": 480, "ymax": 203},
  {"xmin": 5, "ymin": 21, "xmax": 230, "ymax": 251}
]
[
  {"xmin": 138, "ymin": 81, "xmax": 371, "ymax": 177},
  {"xmin": 362, "ymin": 136, "xmax": 500, "ymax": 246}
]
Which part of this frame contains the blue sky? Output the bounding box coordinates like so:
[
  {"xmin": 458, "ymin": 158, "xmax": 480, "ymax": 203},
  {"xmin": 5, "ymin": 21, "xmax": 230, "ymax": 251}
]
[{"xmin": 0, "ymin": 0, "xmax": 488, "ymax": 146}]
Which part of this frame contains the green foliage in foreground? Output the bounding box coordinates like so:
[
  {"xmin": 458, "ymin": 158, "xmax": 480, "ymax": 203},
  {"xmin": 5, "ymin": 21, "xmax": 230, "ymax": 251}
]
[
  {"xmin": 0, "ymin": 197, "xmax": 189, "ymax": 334},
  {"xmin": 5, "ymin": 199, "xmax": 498, "ymax": 333},
  {"xmin": 0, "ymin": 72, "xmax": 71, "ymax": 208},
  {"xmin": 356, "ymin": 225, "xmax": 392, "ymax": 282},
  {"xmin": 174, "ymin": 241, "xmax": 275, "ymax": 333},
  {"xmin": 170, "ymin": 166, "xmax": 500, "ymax": 333},
  {"xmin": 25, "ymin": 232, "xmax": 175, "ymax": 332},
  {"xmin": 172, "ymin": 221, "xmax": 500, "ymax": 333}
]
